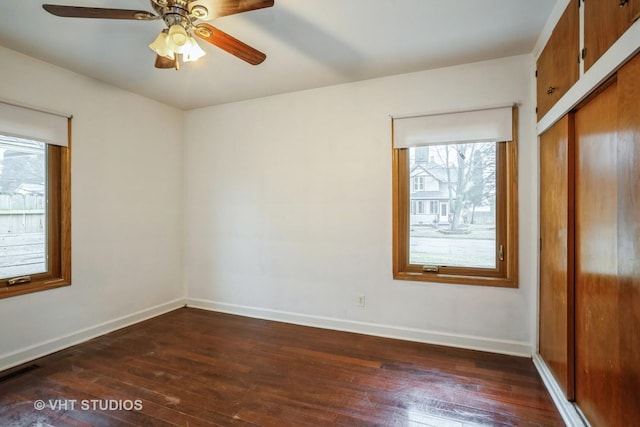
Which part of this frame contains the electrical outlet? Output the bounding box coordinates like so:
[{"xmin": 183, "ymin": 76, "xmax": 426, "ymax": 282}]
[{"xmin": 357, "ymin": 295, "xmax": 366, "ymax": 308}]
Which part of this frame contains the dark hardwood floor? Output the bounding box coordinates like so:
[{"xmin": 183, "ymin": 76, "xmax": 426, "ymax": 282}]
[{"xmin": 0, "ymin": 308, "xmax": 564, "ymax": 426}]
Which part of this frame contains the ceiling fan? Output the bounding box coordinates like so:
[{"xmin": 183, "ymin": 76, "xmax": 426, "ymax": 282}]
[{"xmin": 42, "ymin": 0, "xmax": 274, "ymax": 69}]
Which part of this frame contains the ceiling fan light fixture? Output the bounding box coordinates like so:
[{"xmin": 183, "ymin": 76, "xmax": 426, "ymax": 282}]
[
  {"xmin": 41, "ymin": 0, "xmax": 274, "ymax": 69},
  {"xmin": 184, "ymin": 37, "xmax": 206, "ymax": 62}
]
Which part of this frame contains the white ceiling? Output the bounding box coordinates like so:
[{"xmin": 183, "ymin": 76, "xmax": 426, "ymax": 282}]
[{"xmin": 0, "ymin": 0, "xmax": 556, "ymax": 110}]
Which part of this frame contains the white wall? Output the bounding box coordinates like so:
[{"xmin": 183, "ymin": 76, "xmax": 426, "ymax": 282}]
[
  {"xmin": 184, "ymin": 54, "xmax": 538, "ymax": 356},
  {"xmin": 0, "ymin": 46, "xmax": 185, "ymax": 370},
  {"xmin": 0, "ymin": 49, "xmax": 538, "ymax": 368}
]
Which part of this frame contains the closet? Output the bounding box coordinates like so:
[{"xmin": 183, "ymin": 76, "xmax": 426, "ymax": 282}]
[
  {"xmin": 538, "ymin": 0, "xmax": 640, "ymax": 423},
  {"xmin": 539, "ymin": 52, "xmax": 640, "ymax": 426}
]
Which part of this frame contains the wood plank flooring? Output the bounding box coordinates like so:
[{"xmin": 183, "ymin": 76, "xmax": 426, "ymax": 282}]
[{"xmin": 0, "ymin": 308, "xmax": 564, "ymax": 426}]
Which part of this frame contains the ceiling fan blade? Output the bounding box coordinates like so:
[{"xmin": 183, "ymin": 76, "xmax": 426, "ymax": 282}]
[
  {"xmin": 195, "ymin": 24, "xmax": 266, "ymax": 65},
  {"xmin": 155, "ymin": 55, "xmax": 178, "ymax": 70},
  {"xmin": 42, "ymin": 4, "xmax": 156, "ymax": 20},
  {"xmin": 210, "ymin": 0, "xmax": 274, "ymax": 18}
]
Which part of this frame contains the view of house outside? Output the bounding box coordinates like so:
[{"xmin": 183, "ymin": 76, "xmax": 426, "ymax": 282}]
[
  {"xmin": 0, "ymin": 135, "xmax": 46, "ymax": 279},
  {"xmin": 408, "ymin": 143, "xmax": 497, "ymax": 268}
]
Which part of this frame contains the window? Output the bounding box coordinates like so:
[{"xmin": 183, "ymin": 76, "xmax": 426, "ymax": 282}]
[
  {"xmin": 429, "ymin": 201, "xmax": 439, "ymax": 215},
  {"xmin": 0, "ymin": 101, "xmax": 71, "ymax": 299},
  {"xmin": 440, "ymin": 202, "xmax": 447, "ymax": 218},
  {"xmin": 392, "ymin": 106, "xmax": 518, "ymax": 287},
  {"xmin": 413, "ymin": 176, "xmax": 425, "ymax": 191}
]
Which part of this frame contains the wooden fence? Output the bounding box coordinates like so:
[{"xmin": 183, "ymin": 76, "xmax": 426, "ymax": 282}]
[{"xmin": 0, "ymin": 192, "xmax": 46, "ymax": 278}]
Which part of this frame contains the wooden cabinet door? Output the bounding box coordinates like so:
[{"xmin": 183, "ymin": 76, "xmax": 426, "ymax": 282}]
[
  {"xmin": 575, "ymin": 80, "xmax": 620, "ymax": 427},
  {"xmin": 584, "ymin": 0, "xmax": 640, "ymax": 71},
  {"xmin": 539, "ymin": 115, "xmax": 574, "ymax": 399},
  {"xmin": 536, "ymin": 0, "xmax": 579, "ymax": 120},
  {"xmin": 632, "ymin": 1, "xmax": 640, "ymax": 26}
]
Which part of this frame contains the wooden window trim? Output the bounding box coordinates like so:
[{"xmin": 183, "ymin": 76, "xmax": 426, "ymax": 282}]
[
  {"xmin": 392, "ymin": 108, "xmax": 518, "ymax": 287},
  {"xmin": 0, "ymin": 120, "xmax": 71, "ymax": 299}
]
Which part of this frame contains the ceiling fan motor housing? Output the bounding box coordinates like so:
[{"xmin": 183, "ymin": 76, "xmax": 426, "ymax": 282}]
[{"xmin": 151, "ymin": 0, "xmax": 208, "ymax": 29}]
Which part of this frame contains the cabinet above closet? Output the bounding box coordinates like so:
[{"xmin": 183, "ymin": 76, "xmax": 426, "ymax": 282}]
[
  {"xmin": 536, "ymin": 0, "xmax": 579, "ymax": 121},
  {"xmin": 536, "ymin": 0, "xmax": 640, "ymax": 127},
  {"xmin": 584, "ymin": 0, "xmax": 640, "ymax": 71}
]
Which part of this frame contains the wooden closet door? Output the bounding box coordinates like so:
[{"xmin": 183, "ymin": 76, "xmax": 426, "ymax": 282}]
[
  {"xmin": 575, "ymin": 82, "xmax": 621, "ymax": 427},
  {"xmin": 616, "ymin": 52, "xmax": 640, "ymax": 427},
  {"xmin": 573, "ymin": 53, "xmax": 640, "ymax": 427},
  {"xmin": 539, "ymin": 115, "xmax": 574, "ymax": 399}
]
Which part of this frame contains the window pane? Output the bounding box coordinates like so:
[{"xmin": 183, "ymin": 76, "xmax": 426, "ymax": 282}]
[
  {"xmin": 0, "ymin": 136, "xmax": 47, "ymax": 279},
  {"xmin": 408, "ymin": 143, "xmax": 496, "ymax": 268}
]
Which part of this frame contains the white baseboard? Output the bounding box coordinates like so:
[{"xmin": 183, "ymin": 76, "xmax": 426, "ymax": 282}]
[
  {"xmin": 532, "ymin": 354, "xmax": 589, "ymax": 427},
  {"xmin": 187, "ymin": 298, "xmax": 532, "ymax": 357},
  {"xmin": 0, "ymin": 298, "xmax": 186, "ymax": 372}
]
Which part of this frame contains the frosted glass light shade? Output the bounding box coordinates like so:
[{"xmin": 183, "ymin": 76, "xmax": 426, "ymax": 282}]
[
  {"xmin": 148, "ymin": 32, "xmax": 175, "ymax": 59},
  {"xmin": 184, "ymin": 37, "xmax": 206, "ymax": 62},
  {"xmin": 167, "ymin": 24, "xmax": 189, "ymax": 53}
]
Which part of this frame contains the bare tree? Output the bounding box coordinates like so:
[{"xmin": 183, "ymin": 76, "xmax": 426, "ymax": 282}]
[
  {"xmin": 434, "ymin": 142, "xmax": 496, "ymax": 231},
  {"xmin": 0, "ymin": 152, "xmax": 45, "ymax": 193}
]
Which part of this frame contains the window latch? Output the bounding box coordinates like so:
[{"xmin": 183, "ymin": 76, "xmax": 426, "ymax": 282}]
[
  {"xmin": 7, "ymin": 276, "xmax": 31, "ymax": 286},
  {"xmin": 499, "ymin": 245, "xmax": 505, "ymax": 261},
  {"xmin": 422, "ymin": 265, "xmax": 439, "ymax": 273}
]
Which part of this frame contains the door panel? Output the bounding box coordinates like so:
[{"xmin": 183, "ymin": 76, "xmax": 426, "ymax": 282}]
[
  {"xmin": 615, "ymin": 52, "xmax": 640, "ymax": 427},
  {"xmin": 536, "ymin": 0, "xmax": 579, "ymax": 119},
  {"xmin": 584, "ymin": 0, "xmax": 640, "ymax": 71},
  {"xmin": 539, "ymin": 115, "xmax": 574, "ymax": 399},
  {"xmin": 575, "ymin": 82, "xmax": 621, "ymax": 427}
]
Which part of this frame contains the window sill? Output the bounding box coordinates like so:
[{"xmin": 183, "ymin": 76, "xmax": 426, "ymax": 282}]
[
  {"xmin": 393, "ymin": 271, "xmax": 517, "ymax": 288},
  {"xmin": 0, "ymin": 278, "xmax": 71, "ymax": 299}
]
